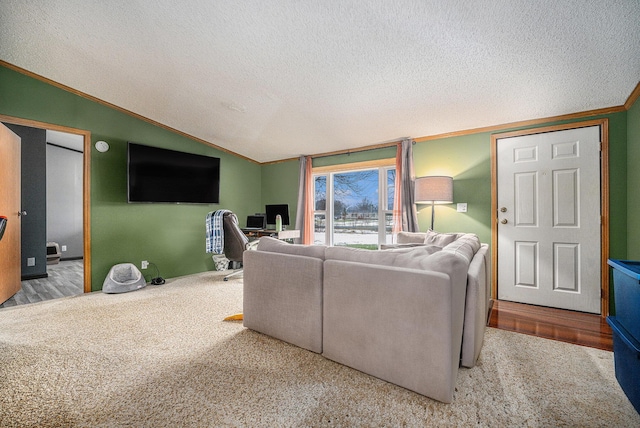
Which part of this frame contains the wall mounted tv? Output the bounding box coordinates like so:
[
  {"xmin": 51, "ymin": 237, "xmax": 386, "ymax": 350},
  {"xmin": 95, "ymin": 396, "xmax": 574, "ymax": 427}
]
[{"xmin": 127, "ymin": 142, "xmax": 220, "ymax": 203}]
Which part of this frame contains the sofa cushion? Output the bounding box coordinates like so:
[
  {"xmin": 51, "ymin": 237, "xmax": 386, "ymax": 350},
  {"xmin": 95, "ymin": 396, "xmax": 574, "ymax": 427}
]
[
  {"xmin": 441, "ymin": 233, "xmax": 481, "ymax": 263},
  {"xmin": 424, "ymin": 230, "xmax": 460, "ymax": 246},
  {"xmin": 325, "ymin": 245, "xmax": 442, "ymax": 270},
  {"xmin": 396, "ymin": 231, "xmax": 427, "ymax": 244},
  {"xmin": 257, "ymin": 236, "xmax": 326, "ymax": 260},
  {"xmin": 326, "ymin": 235, "xmax": 480, "ymax": 283},
  {"xmin": 379, "ymin": 243, "xmax": 432, "ymax": 250},
  {"xmin": 243, "ymin": 250, "xmax": 324, "ymax": 353},
  {"xmin": 397, "ymin": 229, "xmax": 468, "ymax": 247}
]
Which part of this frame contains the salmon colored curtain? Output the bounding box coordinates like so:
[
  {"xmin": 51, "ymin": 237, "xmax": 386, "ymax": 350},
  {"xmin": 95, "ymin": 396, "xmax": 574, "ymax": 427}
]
[{"xmin": 295, "ymin": 155, "xmax": 315, "ymax": 245}]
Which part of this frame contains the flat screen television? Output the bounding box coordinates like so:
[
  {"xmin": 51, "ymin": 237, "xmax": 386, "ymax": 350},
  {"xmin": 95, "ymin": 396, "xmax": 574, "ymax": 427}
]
[
  {"xmin": 127, "ymin": 142, "xmax": 220, "ymax": 203},
  {"xmin": 265, "ymin": 204, "xmax": 290, "ymax": 226}
]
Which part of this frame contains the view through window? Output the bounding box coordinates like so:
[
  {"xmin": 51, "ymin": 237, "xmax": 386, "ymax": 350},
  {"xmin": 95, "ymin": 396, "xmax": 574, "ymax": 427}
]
[{"xmin": 313, "ymin": 163, "xmax": 395, "ymax": 249}]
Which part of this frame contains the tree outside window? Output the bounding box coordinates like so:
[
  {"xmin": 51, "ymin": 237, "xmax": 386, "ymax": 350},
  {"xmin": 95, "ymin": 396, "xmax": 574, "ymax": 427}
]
[{"xmin": 313, "ymin": 163, "xmax": 395, "ymax": 248}]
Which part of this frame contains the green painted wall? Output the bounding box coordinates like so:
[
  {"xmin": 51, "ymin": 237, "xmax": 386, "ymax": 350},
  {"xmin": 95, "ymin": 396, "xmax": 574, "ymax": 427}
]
[
  {"xmin": 607, "ymin": 112, "xmax": 630, "ymax": 261},
  {"xmin": 413, "ymin": 134, "xmax": 492, "ymax": 244},
  {"xmin": 0, "ymin": 65, "xmax": 262, "ymax": 289},
  {"xmin": 261, "ymin": 161, "xmax": 300, "ymax": 225},
  {"xmin": 627, "ymin": 99, "xmax": 640, "ymax": 259}
]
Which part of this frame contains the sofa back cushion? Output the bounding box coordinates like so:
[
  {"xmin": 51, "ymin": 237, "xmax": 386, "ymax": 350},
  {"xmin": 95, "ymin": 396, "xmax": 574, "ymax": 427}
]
[
  {"xmin": 257, "ymin": 236, "xmax": 326, "ymax": 260},
  {"xmin": 325, "ymin": 245, "xmax": 442, "ymax": 270},
  {"xmin": 396, "ymin": 231, "xmax": 427, "ymax": 244},
  {"xmin": 325, "ymin": 233, "xmax": 480, "ymax": 277},
  {"xmin": 424, "ymin": 230, "xmax": 465, "ymax": 246},
  {"xmin": 397, "ymin": 229, "xmax": 470, "ymax": 247},
  {"xmin": 441, "ymin": 233, "xmax": 480, "ymax": 263},
  {"xmin": 379, "ymin": 243, "xmax": 430, "ymax": 250}
]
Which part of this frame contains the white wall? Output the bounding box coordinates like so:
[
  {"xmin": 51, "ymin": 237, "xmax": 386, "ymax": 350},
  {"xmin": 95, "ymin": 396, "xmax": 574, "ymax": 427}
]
[{"xmin": 46, "ymin": 144, "xmax": 83, "ymax": 259}]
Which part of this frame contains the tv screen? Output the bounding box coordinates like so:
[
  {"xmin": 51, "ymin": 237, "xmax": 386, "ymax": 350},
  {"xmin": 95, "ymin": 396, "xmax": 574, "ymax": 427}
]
[
  {"xmin": 265, "ymin": 204, "xmax": 290, "ymax": 226},
  {"xmin": 128, "ymin": 142, "xmax": 220, "ymax": 203}
]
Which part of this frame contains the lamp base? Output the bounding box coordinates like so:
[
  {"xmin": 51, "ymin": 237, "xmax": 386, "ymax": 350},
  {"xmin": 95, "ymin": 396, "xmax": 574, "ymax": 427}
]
[{"xmin": 430, "ymin": 201, "xmax": 435, "ymax": 230}]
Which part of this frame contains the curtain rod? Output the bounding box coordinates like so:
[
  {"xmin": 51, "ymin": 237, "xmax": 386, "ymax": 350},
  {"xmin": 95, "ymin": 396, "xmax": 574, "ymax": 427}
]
[{"xmin": 311, "ymin": 138, "xmax": 413, "ymax": 160}]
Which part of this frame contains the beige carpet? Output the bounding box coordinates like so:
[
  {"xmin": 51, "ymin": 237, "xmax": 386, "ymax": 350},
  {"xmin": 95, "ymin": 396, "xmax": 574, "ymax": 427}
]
[{"xmin": 0, "ymin": 271, "xmax": 638, "ymax": 427}]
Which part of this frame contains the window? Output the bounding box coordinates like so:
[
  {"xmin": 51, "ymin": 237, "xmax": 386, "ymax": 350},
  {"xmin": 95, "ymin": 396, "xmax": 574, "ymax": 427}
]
[{"xmin": 313, "ymin": 160, "xmax": 395, "ymax": 249}]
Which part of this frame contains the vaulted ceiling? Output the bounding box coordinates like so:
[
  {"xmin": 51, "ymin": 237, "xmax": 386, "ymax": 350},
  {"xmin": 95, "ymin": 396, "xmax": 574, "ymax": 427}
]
[{"xmin": 1, "ymin": 1, "xmax": 639, "ymax": 163}]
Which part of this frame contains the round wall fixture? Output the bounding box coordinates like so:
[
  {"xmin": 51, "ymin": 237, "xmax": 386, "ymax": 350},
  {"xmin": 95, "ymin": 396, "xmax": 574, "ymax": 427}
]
[{"xmin": 95, "ymin": 140, "xmax": 109, "ymax": 152}]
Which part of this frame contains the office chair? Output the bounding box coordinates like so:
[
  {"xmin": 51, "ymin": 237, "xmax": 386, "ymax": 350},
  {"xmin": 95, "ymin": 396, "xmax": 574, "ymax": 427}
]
[{"xmin": 222, "ymin": 211, "xmax": 257, "ymax": 281}]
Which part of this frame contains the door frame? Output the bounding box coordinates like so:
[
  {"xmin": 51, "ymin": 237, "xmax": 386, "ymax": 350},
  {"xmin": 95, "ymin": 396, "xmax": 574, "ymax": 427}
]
[
  {"xmin": 0, "ymin": 114, "xmax": 92, "ymax": 293},
  {"xmin": 491, "ymin": 119, "xmax": 609, "ymax": 317}
]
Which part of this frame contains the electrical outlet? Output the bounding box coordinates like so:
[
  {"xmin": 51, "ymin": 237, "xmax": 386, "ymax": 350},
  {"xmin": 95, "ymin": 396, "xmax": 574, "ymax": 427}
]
[
  {"xmin": 141, "ymin": 260, "xmax": 149, "ymax": 269},
  {"xmin": 457, "ymin": 203, "xmax": 468, "ymax": 213},
  {"xmin": 61, "ymin": 245, "xmax": 67, "ymax": 251},
  {"xmin": 27, "ymin": 257, "xmax": 36, "ymax": 267}
]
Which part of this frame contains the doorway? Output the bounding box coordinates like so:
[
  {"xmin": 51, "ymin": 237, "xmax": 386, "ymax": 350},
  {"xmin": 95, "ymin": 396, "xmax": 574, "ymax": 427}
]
[
  {"xmin": 0, "ymin": 114, "xmax": 91, "ymax": 303},
  {"xmin": 491, "ymin": 119, "xmax": 609, "ymax": 316}
]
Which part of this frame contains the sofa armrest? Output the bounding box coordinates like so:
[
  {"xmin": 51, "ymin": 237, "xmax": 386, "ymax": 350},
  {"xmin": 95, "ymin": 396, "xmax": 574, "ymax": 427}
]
[
  {"xmin": 460, "ymin": 244, "xmax": 490, "ymax": 368},
  {"xmin": 322, "ymin": 260, "xmax": 463, "ymax": 403},
  {"xmin": 243, "ymin": 250, "xmax": 324, "ymax": 353}
]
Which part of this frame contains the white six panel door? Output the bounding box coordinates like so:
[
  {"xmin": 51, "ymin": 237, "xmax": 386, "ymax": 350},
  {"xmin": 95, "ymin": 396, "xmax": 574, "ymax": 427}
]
[{"xmin": 497, "ymin": 126, "xmax": 601, "ymax": 314}]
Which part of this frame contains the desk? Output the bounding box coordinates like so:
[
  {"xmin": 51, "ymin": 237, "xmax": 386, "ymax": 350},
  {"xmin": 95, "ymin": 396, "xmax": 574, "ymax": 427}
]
[{"xmin": 242, "ymin": 229, "xmax": 300, "ymax": 241}]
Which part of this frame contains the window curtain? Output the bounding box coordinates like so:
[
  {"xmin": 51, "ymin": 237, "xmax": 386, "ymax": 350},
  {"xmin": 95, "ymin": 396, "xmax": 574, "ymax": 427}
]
[
  {"xmin": 294, "ymin": 155, "xmax": 314, "ymax": 244},
  {"xmin": 397, "ymin": 138, "xmax": 419, "ymax": 232},
  {"xmin": 392, "ymin": 144, "xmax": 403, "ymax": 236}
]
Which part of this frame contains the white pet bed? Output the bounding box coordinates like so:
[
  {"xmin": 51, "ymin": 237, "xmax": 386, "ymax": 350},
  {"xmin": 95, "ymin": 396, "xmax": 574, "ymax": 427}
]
[{"xmin": 103, "ymin": 263, "xmax": 146, "ymax": 294}]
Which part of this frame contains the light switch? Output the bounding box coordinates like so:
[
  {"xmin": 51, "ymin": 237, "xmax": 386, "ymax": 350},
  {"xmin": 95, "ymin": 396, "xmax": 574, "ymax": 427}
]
[
  {"xmin": 61, "ymin": 245, "xmax": 67, "ymax": 251},
  {"xmin": 457, "ymin": 203, "xmax": 468, "ymax": 213},
  {"xmin": 27, "ymin": 257, "xmax": 36, "ymax": 266}
]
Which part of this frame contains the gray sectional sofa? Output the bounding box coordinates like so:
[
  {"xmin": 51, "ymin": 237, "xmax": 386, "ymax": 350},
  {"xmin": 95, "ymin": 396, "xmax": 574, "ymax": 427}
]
[{"xmin": 242, "ymin": 231, "xmax": 490, "ymax": 403}]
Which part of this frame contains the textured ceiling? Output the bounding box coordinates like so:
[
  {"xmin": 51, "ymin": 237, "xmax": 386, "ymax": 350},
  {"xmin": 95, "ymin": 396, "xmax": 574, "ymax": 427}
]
[{"xmin": 1, "ymin": 0, "xmax": 639, "ymax": 163}]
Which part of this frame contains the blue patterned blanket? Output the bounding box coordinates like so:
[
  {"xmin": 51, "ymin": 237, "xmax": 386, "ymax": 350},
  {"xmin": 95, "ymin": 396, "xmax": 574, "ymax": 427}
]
[{"xmin": 206, "ymin": 210, "xmax": 231, "ymax": 254}]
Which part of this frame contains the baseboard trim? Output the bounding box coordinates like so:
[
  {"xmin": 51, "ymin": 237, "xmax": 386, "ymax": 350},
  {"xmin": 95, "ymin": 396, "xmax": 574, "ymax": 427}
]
[{"xmin": 21, "ymin": 273, "xmax": 48, "ymax": 280}]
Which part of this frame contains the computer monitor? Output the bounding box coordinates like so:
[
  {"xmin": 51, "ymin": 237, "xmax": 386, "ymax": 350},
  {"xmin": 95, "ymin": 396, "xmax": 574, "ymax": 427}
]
[
  {"xmin": 265, "ymin": 204, "xmax": 290, "ymax": 226},
  {"xmin": 245, "ymin": 215, "xmax": 266, "ymax": 229}
]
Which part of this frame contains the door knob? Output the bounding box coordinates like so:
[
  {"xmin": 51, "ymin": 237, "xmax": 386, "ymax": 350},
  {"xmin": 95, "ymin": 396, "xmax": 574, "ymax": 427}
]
[
  {"xmin": 501, "ymin": 218, "xmax": 508, "ymax": 224},
  {"xmin": 18, "ymin": 210, "xmax": 27, "ymax": 216},
  {"xmin": 500, "ymin": 207, "xmax": 507, "ymax": 212}
]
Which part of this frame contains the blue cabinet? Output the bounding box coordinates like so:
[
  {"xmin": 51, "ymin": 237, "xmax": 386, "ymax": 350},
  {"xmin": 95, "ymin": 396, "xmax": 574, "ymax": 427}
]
[{"xmin": 607, "ymin": 259, "xmax": 640, "ymax": 414}]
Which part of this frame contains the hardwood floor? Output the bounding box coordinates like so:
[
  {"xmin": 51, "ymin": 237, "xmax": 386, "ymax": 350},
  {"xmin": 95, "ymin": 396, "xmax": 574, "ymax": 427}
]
[
  {"xmin": 489, "ymin": 299, "xmax": 613, "ymax": 351},
  {"xmin": 0, "ymin": 259, "xmax": 84, "ymax": 309}
]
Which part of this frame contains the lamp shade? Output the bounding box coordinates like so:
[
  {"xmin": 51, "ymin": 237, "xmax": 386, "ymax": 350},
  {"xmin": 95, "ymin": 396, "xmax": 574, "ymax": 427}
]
[{"xmin": 415, "ymin": 176, "xmax": 453, "ymax": 204}]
